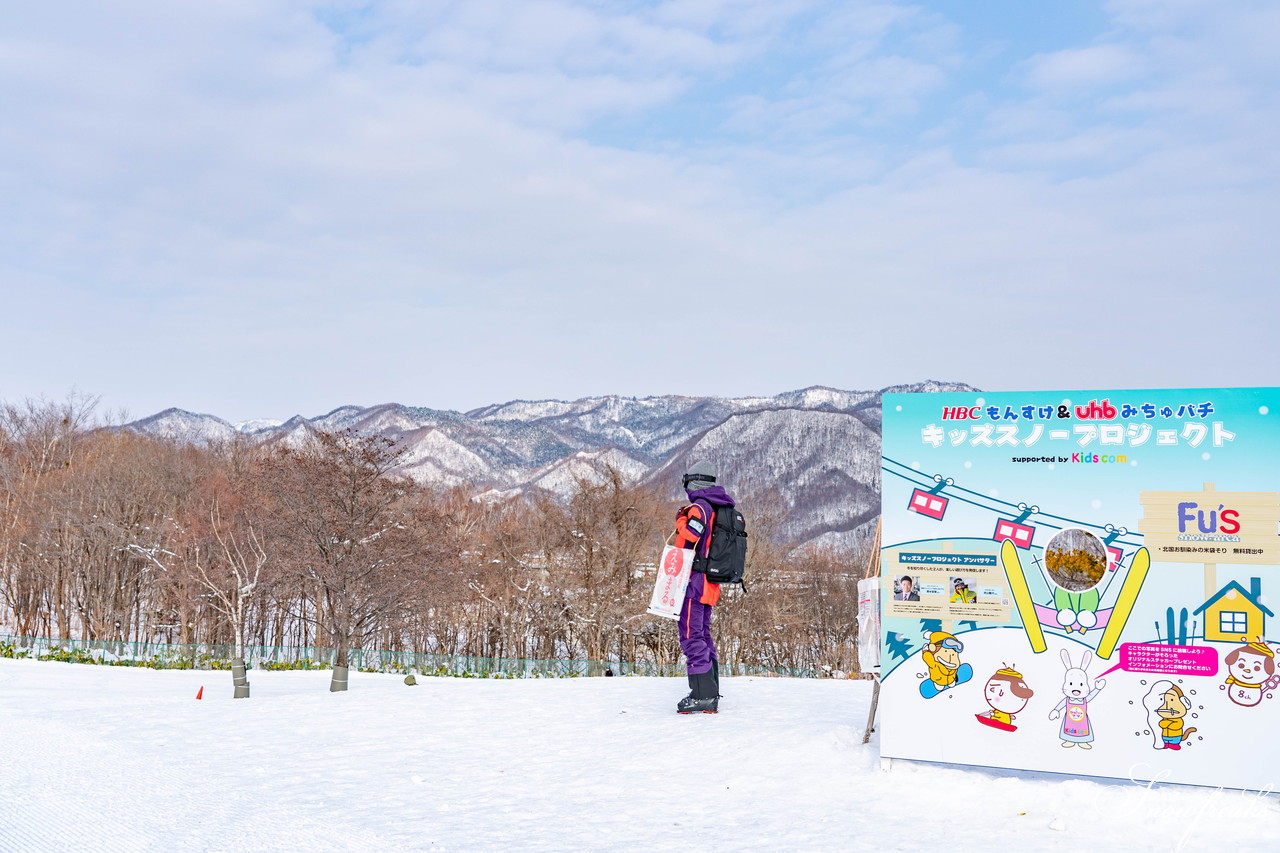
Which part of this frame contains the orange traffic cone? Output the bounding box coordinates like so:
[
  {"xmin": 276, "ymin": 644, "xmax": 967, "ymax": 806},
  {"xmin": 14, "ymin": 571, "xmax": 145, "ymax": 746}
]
[{"xmin": 196, "ymin": 686, "xmax": 204, "ymax": 700}]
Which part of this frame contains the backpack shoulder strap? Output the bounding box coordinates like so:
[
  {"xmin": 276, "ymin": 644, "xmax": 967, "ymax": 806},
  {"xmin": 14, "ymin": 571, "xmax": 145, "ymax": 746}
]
[{"xmin": 692, "ymin": 499, "xmax": 715, "ymax": 557}]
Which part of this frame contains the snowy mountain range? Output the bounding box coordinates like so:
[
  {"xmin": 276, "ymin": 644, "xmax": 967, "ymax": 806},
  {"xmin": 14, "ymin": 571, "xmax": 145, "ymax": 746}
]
[{"xmin": 124, "ymin": 382, "xmax": 977, "ymax": 549}]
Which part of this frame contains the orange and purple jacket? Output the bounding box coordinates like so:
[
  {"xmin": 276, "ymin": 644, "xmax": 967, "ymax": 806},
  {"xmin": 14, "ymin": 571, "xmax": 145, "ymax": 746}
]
[{"xmin": 675, "ymin": 502, "xmax": 721, "ymax": 607}]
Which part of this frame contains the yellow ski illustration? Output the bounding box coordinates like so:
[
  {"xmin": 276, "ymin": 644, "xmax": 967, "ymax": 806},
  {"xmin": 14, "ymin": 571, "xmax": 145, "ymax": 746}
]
[
  {"xmin": 1096, "ymin": 546, "xmax": 1151, "ymax": 660},
  {"xmin": 1000, "ymin": 538, "xmax": 1047, "ymax": 654}
]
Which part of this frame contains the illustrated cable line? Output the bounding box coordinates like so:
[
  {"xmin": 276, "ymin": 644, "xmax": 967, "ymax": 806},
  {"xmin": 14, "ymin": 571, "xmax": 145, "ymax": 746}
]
[
  {"xmin": 882, "ymin": 467, "xmax": 1068, "ymax": 529},
  {"xmin": 882, "ymin": 464, "xmax": 1131, "ymax": 602},
  {"xmin": 882, "ymin": 456, "xmax": 1145, "ymax": 551},
  {"xmin": 883, "ymin": 467, "xmax": 1127, "ymax": 599},
  {"xmin": 882, "ymin": 455, "xmax": 1153, "ymax": 660}
]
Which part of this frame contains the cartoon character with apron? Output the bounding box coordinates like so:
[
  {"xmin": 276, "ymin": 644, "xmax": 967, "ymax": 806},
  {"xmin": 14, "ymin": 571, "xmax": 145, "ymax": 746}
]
[{"xmin": 1048, "ymin": 649, "xmax": 1105, "ymax": 749}]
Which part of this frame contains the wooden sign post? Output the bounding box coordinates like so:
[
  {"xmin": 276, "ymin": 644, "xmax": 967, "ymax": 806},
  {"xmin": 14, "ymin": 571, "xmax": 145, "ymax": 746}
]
[{"xmin": 1139, "ymin": 483, "xmax": 1280, "ymax": 600}]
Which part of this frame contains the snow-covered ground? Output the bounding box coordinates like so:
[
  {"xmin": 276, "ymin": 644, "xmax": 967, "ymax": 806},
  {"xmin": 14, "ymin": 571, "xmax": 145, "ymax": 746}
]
[{"xmin": 1, "ymin": 658, "xmax": 1276, "ymax": 852}]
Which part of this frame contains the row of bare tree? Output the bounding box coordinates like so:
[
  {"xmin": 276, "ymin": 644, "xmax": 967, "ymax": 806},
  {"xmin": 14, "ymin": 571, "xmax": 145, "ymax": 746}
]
[{"xmin": 0, "ymin": 397, "xmax": 866, "ymax": 678}]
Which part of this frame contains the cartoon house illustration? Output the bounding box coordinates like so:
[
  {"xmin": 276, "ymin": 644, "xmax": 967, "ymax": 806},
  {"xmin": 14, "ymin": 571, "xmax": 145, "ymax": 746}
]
[{"xmin": 1194, "ymin": 578, "xmax": 1271, "ymax": 642}]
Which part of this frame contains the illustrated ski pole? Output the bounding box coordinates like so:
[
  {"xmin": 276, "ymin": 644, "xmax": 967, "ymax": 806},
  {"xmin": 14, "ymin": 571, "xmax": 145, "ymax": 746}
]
[{"xmin": 1096, "ymin": 547, "xmax": 1151, "ymax": 660}]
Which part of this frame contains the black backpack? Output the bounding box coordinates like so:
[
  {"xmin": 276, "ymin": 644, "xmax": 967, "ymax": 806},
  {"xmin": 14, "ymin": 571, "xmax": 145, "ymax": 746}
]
[{"xmin": 691, "ymin": 502, "xmax": 748, "ymax": 584}]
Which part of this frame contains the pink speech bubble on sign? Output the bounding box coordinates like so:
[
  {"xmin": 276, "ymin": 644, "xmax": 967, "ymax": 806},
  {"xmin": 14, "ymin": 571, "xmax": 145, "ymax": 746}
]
[{"xmin": 1097, "ymin": 643, "xmax": 1219, "ymax": 679}]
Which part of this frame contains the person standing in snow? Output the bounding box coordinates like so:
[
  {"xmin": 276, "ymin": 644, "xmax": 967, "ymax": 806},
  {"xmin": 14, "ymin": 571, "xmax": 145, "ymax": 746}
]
[{"xmin": 672, "ymin": 461, "xmax": 736, "ymax": 714}]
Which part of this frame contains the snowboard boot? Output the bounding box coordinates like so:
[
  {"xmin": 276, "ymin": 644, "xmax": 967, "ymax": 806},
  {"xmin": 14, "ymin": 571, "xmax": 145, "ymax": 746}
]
[
  {"xmin": 711, "ymin": 660, "xmax": 721, "ymax": 698},
  {"xmin": 677, "ymin": 672, "xmax": 698, "ymax": 710},
  {"xmin": 677, "ymin": 671, "xmax": 719, "ymax": 714}
]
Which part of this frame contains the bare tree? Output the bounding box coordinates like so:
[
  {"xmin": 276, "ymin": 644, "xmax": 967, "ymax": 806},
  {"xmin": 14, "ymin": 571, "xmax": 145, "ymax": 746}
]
[
  {"xmin": 0, "ymin": 394, "xmax": 865, "ymax": 679},
  {"xmin": 259, "ymin": 429, "xmax": 455, "ymax": 691},
  {"xmin": 0, "ymin": 394, "xmax": 100, "ymax": 637}
]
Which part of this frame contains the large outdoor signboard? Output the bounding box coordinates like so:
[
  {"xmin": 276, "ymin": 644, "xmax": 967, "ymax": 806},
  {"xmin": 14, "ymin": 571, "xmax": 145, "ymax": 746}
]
[{"xmin": 879, "ymin": 387, "xmax": 1280, "ymax": 791}]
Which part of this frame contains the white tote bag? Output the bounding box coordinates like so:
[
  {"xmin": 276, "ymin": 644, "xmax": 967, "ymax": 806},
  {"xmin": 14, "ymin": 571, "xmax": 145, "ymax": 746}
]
[
  {"xmin": 647, "ymin": 541, "xmax": 694, "ymax": 620},
  {"xmin": 856, "ymin": 576, "xmax": 882, "ymax": 673}
]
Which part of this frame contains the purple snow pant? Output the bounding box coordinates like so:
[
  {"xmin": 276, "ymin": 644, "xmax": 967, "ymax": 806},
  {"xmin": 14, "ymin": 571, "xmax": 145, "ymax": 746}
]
[{"xmin": 679, "ymin": 595, "xmax": 717, "ymax": 675}]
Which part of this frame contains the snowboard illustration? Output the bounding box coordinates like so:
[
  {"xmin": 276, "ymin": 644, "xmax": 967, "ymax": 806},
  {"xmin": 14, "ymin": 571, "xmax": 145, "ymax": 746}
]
[
  {"xmin": 919, "ymin": 663, "xmax": 972, "ymax": 698},
  {"xmin": 975, "ymin": 713, "xmax": 1018, "ymax": 732}
]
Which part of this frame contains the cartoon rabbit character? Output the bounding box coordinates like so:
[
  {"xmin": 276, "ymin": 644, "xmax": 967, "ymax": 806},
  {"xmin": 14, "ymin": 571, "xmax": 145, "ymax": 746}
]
[{"xmin": 1048, "ymin": 648, "xmax": 1106, "ymax": 749}]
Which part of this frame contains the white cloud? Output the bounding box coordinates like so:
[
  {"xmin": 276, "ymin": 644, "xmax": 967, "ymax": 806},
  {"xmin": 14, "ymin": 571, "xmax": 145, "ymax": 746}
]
[
  {"xmin": 0, "ymin": 1, "xmax": 1277, "ymax": 419},
  {"xmin": 1023, "ymin": 44, "xmax": 1145, "ymax": 91}
]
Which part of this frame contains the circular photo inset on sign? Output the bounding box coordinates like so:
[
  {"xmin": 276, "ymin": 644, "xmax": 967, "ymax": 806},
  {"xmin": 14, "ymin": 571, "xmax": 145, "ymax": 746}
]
[{"xmin": 1044, "ymin": 528, "xmax": 1107, "ymax": 592}]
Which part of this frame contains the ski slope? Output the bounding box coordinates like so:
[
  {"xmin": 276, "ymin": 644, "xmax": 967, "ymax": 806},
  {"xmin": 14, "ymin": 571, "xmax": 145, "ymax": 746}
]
[{"xmin": 0, "ymin": 658, "xmax": 1275, "ymax": 852}]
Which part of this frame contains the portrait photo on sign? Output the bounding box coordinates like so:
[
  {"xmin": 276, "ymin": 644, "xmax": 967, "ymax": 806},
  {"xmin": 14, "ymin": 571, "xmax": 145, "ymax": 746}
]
[
  {"xmin": 894, "ymin": 575, "xmax": 920, "ymax": 601},
  {"xmin": 949, "ymin": 576, "xmax": 977, "ymax": 604}
]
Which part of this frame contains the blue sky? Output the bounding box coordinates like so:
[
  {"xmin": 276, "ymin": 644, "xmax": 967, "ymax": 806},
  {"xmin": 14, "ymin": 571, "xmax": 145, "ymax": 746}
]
[{"xmin": 1, "ymin": 1, "xmax": 1277, "ymax": 423}]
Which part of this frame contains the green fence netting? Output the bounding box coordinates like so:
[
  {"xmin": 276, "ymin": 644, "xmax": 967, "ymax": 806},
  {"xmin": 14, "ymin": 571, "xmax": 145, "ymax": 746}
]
[{"xmin": 0, "ymin": 634, "xmax": 822, "ymax": 679}]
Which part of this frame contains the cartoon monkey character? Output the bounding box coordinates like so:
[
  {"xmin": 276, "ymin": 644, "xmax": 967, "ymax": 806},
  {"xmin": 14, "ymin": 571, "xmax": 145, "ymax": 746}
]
[
  {"xmin": 976, "ymin": 665, "xmax": 1034, "ymax": 731},
  {"xmin": 919, "ymin": 630, "xmax": 973, "ymax": 698},
  {"xmin": 1222, "ymin": 638, "xmax": 1278, "ymax": 707},
  {"xmin": 1144, "ymin": 680, "xmax": 1197, "ymax": 750}
]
